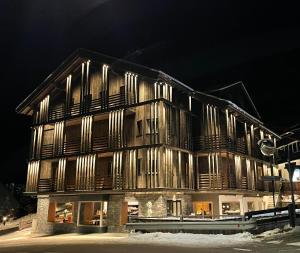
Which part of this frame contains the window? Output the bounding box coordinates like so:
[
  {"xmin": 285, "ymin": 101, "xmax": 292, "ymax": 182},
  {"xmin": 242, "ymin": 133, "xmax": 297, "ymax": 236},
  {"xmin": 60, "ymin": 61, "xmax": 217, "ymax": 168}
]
[
  {"xmin": 137, "ymin": 158, "xmax": 142, "ymax": 176},
  {"xmin": 222, "ymin": 202, "xmax": 240, "ymax": 215},
  {"xmin": 146, "ymin": 118, "xmax": 159, "ymax": 134},
  {"xmin": 247, "ymin": 202, "xmax": 255, "ymax": 212},
  {"xmin": 167, "ymin": 200, "xmax": 182, "ymax": 216},
  {"xmin": 137, "ymin": 120, "xmax": 143, "ymax": 136},
  {"xmin": 193, "ymin": 201, "xmax": 212, "ymax": 216},
  {"xmin": 48, "ymin": 202, "xmax": 73, "ymax": 223},
  {"xmin": 128, "ymin": 201, "xmax": 139, "ymax": 216},
  {"xmin": 78, "ymin": 201, "xmax": 108, "ymax": 227}
]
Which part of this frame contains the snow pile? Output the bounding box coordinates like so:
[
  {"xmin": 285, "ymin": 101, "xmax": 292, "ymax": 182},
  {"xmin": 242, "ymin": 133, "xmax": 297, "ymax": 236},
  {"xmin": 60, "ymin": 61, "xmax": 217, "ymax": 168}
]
[
  {"xmin": 255, "ymin": 225, "xmax": 295, "ymax": 240},
  {"xmin": 257, "ymin": 228, "xmax": 283, "ymax": 238},
  {"xmin": 128, "ymin": 232, "xmax": 255, "ymax": 247}
]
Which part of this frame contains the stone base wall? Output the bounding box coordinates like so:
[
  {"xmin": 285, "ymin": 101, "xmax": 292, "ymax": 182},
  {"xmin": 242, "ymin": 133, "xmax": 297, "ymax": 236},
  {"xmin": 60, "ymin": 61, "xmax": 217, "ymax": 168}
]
[
  {"xmin": 125, "ymin": 192, "xmax": 193, "ymax": 217},
  {"xmin": 32, "ymin": 192, "xmax": 194, "ymax": 234}
]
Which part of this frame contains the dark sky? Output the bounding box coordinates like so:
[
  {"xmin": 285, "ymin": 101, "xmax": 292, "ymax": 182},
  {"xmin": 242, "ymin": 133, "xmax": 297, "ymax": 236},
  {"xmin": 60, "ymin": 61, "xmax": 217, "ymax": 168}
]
[{"xmin": 1, "ymin": 0, "xmax": 300, "ymax": 183}]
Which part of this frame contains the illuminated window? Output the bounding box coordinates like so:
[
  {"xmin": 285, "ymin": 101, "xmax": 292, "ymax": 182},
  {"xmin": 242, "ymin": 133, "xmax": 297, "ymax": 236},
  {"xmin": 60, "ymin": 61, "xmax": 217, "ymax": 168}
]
[
  {"xmin": 48, "ymin": 202, "xmax": 74, "ymax": 223},
  {"xmin": 222, "ymin": 202, "xmax": 240, "ymax": 215},
  {"xmin": 78, "ymin": 201, "xmax": 108, "ymax": 227}
]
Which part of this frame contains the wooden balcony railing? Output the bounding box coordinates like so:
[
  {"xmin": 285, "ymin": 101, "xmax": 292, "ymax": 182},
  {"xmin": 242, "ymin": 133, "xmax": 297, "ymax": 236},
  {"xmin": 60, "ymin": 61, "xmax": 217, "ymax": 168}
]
[
  {"xmin": 108, "ymin": 93, "xmax": 125, "ymax": 108},
  {"xmin": 46, "ymin": 92, "xmax": 126, "ymax": 124},
  {"xmin": 93, "ymin": 136, "xmax": 109, "ymax": 151},
  {"xmin": 256, "ymin": 180, "xmax": 265, "ymax": 191},
  {"xmin": 241, "ymin": 176, "xmax": 248, "ymax": 190},
  {"xmin": 95, "ymin": 176, "xmax": 113, "ymax": 190},
  {"xmin": 49, "ymin": 105, "xmax": 65, "ymax": 121},
  {"xmin": 89, "ymin": 98, "xmax": 104, "ymax": 112},
  {"xmin": 38, "ymin": 176, "xmax": 112, "ymax": 193},
  {"xmin": 282, "ymin": 181, "xmax": 300, "ymax": 193},
  {"xmin": 198, "ymin": 173, "xmax": 236, "ymax": 190},
  {"xmin": 193, "ymin": 135, "xmax": 247, "ymax": 154},
  {"xmin": 41, "ymin": 144, "xmax": 54, "ymax": 159},
  {"xmin": 38, "ymin": 178, "xmax": 53, "ymax": 192},
  {"xmin": 39, "ymin": 136, "xmax": 109, "ymax": 159},
  {"xmin": 64, "ymin": 138, "xmax": 81, "ymax": 155}
]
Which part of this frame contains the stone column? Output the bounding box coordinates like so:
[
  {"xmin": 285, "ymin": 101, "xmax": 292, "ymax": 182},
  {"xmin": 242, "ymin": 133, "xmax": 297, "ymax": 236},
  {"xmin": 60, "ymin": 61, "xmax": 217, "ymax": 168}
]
[
  {"xmin": 32, "ymin": 195, "xmax": 53, "ymax": 235},
  {"xmin": 107, "ymin": 194, "xmax": 125, "ymax": 232}
]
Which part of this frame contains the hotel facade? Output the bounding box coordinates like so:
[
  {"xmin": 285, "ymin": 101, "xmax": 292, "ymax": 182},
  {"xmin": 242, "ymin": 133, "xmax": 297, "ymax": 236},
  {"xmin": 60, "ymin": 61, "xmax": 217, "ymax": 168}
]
[{"xmin": 17, "ymin": 49, "xmax": 280, "ymax": 234}]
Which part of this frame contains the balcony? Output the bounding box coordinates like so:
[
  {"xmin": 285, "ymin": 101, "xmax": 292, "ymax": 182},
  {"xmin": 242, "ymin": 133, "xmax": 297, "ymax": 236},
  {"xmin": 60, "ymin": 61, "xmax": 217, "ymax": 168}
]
[
  {"xmin": 282, "ymin": 181, "xmax": 300, "ymax": 193},
  {"xmin": 108, "ymin": 93, "xmax": 125, "ymax": 108},
  {"xmin": 41, "ymin": 144, "xmax": 54, "ymax": 159},
  {"xmin": 193, "ymin": 134, "xmax": 246, "ymax": 154},
  {"xmin": 198, "ymin": 173, "xmax": 237, "ymax": 190},
  {"xmin": 46, "ymin": 92, "xmax": 126, "ymax": 124},
  {"xmin": 38, "ymin": 176, "xmax": 113, "ymax": 193},
  {"xmin": 93, "ymin": 136, "xmax": 109, "ymax": 151},
  {"xmin": 49, "ymin": 104, "xmax": 65, "ymax": 121},
  {"xmin": 64, "ymin": 138, "xmax": 81, "ymax": 155}
]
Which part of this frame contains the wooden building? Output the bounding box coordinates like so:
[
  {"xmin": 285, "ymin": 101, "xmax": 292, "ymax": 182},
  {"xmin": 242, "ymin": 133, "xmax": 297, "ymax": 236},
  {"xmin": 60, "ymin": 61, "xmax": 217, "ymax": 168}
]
[{"xmin": 17, "ymin": 49, "xmax": 281, "ymax": 234}]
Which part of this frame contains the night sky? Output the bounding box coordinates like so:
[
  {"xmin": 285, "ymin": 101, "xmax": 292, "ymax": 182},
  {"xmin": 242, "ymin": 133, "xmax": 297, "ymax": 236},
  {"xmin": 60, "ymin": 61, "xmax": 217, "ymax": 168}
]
[{"xmin": 1, "ymin": 0, "xmax": 300, "ymax": 183}]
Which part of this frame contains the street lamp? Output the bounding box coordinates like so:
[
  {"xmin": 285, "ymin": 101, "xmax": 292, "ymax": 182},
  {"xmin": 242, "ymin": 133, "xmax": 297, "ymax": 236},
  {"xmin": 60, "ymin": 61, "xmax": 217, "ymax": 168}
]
[
  {"xmin": 2, "ymin": 216, "xmax": 7, "ymax": 226},
  {"xmin": 258, "ymin": 138, "xmax": 277, "ymax": 208},
  {"xmin": 278, "ymin": 130, "xmax": 299, "ymax": 227}
]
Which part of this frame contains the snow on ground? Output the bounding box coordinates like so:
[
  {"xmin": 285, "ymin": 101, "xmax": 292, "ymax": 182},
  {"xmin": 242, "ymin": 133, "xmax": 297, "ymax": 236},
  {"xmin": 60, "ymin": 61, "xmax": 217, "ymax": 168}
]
[
  {"xmin": 1, "ymin": 225, "xmax": 300, "ymax": 249},
  {"xmin": 0, "ymin": 213, "xmax": 36, "ymax": 231},
  {"xmin": 256, "ymin": 224, "xmax": 294, "ymax": 239},
  {"xmin": 127, "ymin": 232, "xmax": 255, "ymax": 247}
]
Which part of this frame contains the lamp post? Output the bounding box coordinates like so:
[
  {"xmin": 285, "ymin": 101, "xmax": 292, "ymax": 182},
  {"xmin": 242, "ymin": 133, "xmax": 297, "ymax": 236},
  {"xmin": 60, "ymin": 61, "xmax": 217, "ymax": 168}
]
[
  {"xmin": 278, "ymin": 129, "xmax": 300, "ymax": 227},
  {"xmin": 258, "ymin": 138, "xmax": 277, "ymax": 208},
  {"xmin": 285, "ymin": 146, "xmax": 296, "ymax": 227}
]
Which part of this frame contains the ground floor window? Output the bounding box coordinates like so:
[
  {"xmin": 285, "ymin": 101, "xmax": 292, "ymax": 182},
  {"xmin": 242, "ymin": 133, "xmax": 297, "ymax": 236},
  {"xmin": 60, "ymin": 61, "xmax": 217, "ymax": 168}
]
[
  {"xmin": 247, "ymin": 202, "xmax": 255, "ymax": 212},
  {"xmin": 193, "ymin": 201, "xmax": 213, "ymax": 216},
  {"xmin": 48, "ymin": 202, "xmax": 74, "ymax": 223},
  {"xmin": 78, "ymin": 201, "xmax": 108, "ymax": 226},
  {"xmin": 167, "ymin": 200, "xmax": 181, "ymax": 216},
  {"xmin": 222, "ymin": 202, "xmax": 240, "ymax": 215},
  {"xmin": 128, "ymin": 201, "xmax": 139, "ymax": 216}
]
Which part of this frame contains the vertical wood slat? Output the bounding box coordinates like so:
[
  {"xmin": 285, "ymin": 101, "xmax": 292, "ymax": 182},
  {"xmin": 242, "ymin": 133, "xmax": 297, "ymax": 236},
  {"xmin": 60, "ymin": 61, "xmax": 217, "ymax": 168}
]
[
  {"xmin": 26, "ymin": 161, "xmax": 40, "ymax": 192},
  {"xmin": 57, "ymin": 158, "xmax": 66, "ymax": 191},
  {"xmin": 125, "ymin": 72, "xmax": 138, "ymax": 105},
  {"xmin": 108, "ymin": 110, "xmax": 124, "ymax": 148},
  {"xmin": 39, "ymin": 95, "xmax": 49, "ymax": 123},
  {"xmin": 80, "ymin": 116, "xmax": 93, "ymax": 153},
  {"xmin": 65, "ymin": 75, "xmax": 72, "ymax": 114},
  {"xmin": 75, "ymin": 154, "xmax": 96, "ymax": 191},
  {"xmin": 112, "ymin": 151, "xmax": 123, "ymax": 189},
  {"xmin": 53, "ymin": 121, "xmax": 64, "ymax": 156},
  {"xmin": 32, "ymin": 125, "xmax": 43, "ymax": 159}
]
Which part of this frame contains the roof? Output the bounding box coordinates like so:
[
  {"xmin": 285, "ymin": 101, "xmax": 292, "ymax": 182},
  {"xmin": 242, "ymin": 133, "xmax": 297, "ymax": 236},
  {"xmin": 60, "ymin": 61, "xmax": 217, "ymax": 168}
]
[
  {"xmin": 205, "ymin": 81, "xmax": 261, "ymax": 120},
  {"xmin": 16, "ymin": 48, "xmax": 280, "ymax": 138}
]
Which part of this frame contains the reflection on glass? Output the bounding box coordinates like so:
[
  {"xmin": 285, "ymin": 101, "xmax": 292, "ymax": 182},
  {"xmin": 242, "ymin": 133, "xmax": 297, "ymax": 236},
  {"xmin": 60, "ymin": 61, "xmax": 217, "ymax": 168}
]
[
  {"xmin": 79, "ymin": 201, "xmax": 107, "ymax": 226},
  {"xmin": 247, "ymin": 202, "xmax": 255, "ymax": 212},
  {"xmin": 55, "ymin": 202, "xmax": 73, "ymax": 223},
  {"xmin": 222, "ymin": 202, "xmax": 240, "ymax": 215},
  {"xmin": 293, "ymin": 169, "xmax": 300, "ymax": 182}
]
